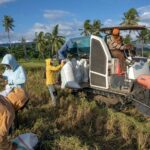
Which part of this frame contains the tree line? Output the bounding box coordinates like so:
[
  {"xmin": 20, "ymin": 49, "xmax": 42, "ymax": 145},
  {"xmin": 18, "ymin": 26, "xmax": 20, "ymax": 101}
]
[{"xmin": 0, "ymin": 8, "xmax": 150, "ymax": 59}]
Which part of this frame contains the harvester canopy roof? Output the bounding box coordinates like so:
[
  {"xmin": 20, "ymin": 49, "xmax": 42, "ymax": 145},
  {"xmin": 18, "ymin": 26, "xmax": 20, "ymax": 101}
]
[
  {"xmin": 100, "ymin": 25, "xmax": 147, "ymax": 32},
  {"xmin": 58, "ymin": 36, "xmax": 90, "ymax": 59}
]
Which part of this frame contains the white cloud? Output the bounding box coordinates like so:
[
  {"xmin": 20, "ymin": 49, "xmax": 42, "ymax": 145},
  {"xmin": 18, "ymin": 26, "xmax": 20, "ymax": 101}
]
[
  {"xmin": 24, "ymin": 20, "xmax": 82, "ymax": 41},
  {"xmin": 138, "ymin": 5, "xmax": 150, "ymax": 27},
  {"xmin": 43, "ymin": 10, "xmax": 72, "ymax": 19},
  {"xmin": 104, "ymin": 19, "xmax": 116, "ymax": 27},
  {"xmin": 31, "ymin": 23, "xmax": 49, "ymax": 32},
  {"xmin": 103, "ymin": 6, "xmax": 150, "ymax": 28},
  {"xmin": 0, "ymin": 31, "xmax": 22, "ymax": 43},
  {"xmin": 0, "ymin": 0, "xmax": 15, "ymax": 5},
  {"xmin": 0, "ymin": 10, "xmax": 81, "ymax": 43},
  {"xmin": 58, "ymin": 20, "xmax": 82, "ymax": 36}
]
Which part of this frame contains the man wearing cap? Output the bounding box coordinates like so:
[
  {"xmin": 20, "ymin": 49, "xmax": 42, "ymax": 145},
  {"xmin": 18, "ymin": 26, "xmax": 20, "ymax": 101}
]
[{"xmin": 108, "ymin": 28, "xmax": 132, "ymax": 73}]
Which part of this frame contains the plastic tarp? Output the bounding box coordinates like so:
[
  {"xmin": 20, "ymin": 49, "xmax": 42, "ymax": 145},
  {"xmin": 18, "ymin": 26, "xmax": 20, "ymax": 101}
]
[
  {"xmin": 13, "ymin": 133, "xmax": 38, "ymax": 150},
  {"xmin": 58, "ymin": 36, "xmax": 90, "ymax": 60}
]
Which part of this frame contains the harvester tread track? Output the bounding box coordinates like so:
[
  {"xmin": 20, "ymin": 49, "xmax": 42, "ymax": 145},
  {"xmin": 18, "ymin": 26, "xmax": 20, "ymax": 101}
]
[
  {"xmin": 83, "ymin": 87, "xmax": 128, "ymax": 107},
  {"xmin": 82, "ymin": 87, "xmax": 150, "ymax": 115}
]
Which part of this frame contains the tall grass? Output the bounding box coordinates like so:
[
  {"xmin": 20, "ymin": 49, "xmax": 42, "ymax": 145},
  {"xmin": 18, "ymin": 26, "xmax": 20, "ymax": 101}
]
[{"xmin": 0, "ymin": 61, "xmax": 150, "ymax": 150}]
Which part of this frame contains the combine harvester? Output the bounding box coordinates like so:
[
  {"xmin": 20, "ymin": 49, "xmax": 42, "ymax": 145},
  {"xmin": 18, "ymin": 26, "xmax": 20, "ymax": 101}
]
[{"xmin": 59, "ymin": 26, "xmax": 150, "ymax": 116}]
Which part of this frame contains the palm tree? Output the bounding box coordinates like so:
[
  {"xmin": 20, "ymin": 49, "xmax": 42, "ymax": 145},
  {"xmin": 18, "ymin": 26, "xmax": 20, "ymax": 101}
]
[
  {"xmin": 81, "ymin": 20, "xmax": 92, "ymax": 36},
  {"xmin": 2, "ymin": 15, "xmax": 15, "ymax": 50},
  {"xmin": 123, "ymin": 34, "xmax": 132, "ymax": 44},
  {"xmin": 35, "ymin": 32, "xmax": 46, "ymax": 59},
  {"xmin": 47, "ymin": 24, "xmax": 65, "ymax": 58},
  {"xmin": 45, "ymin": 32, "xmax": 52, "ymax": 57},
  {"xmin": 92, "ymin": 19, "xmax": 102, "ymax": 36},
  {"xmin": 80, "ymin": 19, "xmax": 102, "ymax": 36},
  {"xmin": 137, "ymin": 29, "xmax": 150, "ymax": 56},
  {"xmin": 120, "ymin": 8, "xmax": 139, "ymax": 26},
  {"xmin": 21, "ymin": 37, "xmax": 28, "ymax": 60},
  {"xmin": 120, "ymin": 8, "xmax": 139, "ymax": 40}
]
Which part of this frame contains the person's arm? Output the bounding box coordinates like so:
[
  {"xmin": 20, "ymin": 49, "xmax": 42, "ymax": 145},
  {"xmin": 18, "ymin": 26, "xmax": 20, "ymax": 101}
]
[
  {"xmin": 47, "ymin": 61, "xmax": 64, "ymax": 72},
  {"xmin": 12, "ymin": 66, "xmax": 26, "ymax": 86},
  {"xmin": 109, "ymin": 39, "xmax": 125, "ymax": 50}
]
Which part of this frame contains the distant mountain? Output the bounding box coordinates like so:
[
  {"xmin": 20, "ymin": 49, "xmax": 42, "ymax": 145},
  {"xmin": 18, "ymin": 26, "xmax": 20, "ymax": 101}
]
[
  {"xmin": 0, "ymin": 41, "xmax": 35, "ymax": 48},
  {"xmin": 132, "ymin": 41, "xmax": 150, "ymax": 51},
  {"xmin": 145, "ymin": 44, "xmax": 150, "ymax": 49}
]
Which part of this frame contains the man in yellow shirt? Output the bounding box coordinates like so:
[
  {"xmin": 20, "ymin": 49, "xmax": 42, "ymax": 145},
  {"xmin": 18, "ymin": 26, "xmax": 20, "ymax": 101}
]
[{"xmin": 45, "ymin": 58, "xmax": 64, "ymax": 106}]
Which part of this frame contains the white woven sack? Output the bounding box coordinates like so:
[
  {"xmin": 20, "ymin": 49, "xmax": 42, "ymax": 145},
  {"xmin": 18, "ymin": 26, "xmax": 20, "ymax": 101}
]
[{"xmin": 61, "ymin": 61, "xmax": 80, "ymax": 89}]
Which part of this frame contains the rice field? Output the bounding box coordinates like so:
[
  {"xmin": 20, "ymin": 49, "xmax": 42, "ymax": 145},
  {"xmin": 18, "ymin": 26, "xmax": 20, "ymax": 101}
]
[{"xmin": 0, "ymin": 61, "xmax": 150, "ymax": 150}]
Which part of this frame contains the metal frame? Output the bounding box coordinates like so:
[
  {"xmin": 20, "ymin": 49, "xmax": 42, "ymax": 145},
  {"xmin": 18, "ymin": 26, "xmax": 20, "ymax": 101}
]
[{"xmin": 89, "ymin": 35, "xmax": 111, "ymax": 89}]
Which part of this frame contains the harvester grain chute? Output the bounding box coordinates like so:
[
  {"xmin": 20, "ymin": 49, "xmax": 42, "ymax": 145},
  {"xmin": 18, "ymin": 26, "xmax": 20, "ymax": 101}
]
[{"xmin": 58, "ymin": 25, "xmax": 150, "ymax": 116}]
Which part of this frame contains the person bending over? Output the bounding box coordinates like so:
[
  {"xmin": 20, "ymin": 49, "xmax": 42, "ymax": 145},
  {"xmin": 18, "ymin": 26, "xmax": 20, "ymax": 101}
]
[{"xmin": 0, "ymin": 54, "xmax": 28, "ymax": 150}]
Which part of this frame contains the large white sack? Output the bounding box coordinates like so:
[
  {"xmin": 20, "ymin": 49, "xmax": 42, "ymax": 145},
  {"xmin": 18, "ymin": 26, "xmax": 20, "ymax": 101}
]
[
  {"xmin": 61, "ymin": 61, "xmax": 80, "ymax": 89},
  {"xmin": 75, "ymin": 65, "xmax": 82, "ymax": 83},
  {"xmin": 71, "ymin": 58, "xmax": 77, "ymax": 70},
  {"xmin": 13, "ymin": 133, "xmax": 38, "ymax": 150},
  {"xmin": 71, "ymin": 58, "xmax": 82, "ymax": 83},
  {"xmin": 79, "ymin": 59, "xmax": 89, "ymax": 83}
]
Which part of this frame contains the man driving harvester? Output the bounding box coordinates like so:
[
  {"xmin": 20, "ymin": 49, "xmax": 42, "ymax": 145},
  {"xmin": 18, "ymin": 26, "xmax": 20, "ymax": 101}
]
[{"xmin": 108, "ymin": 27, "xmax": 133, "ymax": 73}]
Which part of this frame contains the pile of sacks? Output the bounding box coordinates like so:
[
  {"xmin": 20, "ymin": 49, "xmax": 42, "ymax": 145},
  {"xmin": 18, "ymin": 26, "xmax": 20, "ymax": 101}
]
[{"xmin": 61, "ymin": 58, "xmax": 89, "ymax": 89}]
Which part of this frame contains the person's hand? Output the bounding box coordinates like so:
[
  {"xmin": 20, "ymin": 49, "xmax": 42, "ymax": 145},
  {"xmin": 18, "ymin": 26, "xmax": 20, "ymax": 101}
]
[
  {"xmin": 63, "ymin": 60, "xmax": 66, "ymax": 64},
  {"xmin": 60, "ymin": 60, "xmax": 65, "ymax": 67},
  {"xmin": 61, "ymin": 60, "xmax": 66, "ymax": 65},
  {"xmin": 0, "ymin": 74, "xmax": 3, "ymax": 79},
  {"xmin": 125, "ymin": 44, "xmax": 134, "ymax": 50}
]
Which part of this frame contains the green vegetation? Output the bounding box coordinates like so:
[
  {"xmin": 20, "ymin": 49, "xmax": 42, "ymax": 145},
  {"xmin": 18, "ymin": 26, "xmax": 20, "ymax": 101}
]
[
  {"xmin": 80, "ymin": 19, "xmax": 102, "ymax": 36},
  {"xmin": 120, "ymin": 8, "xmax": 139, "ymax": 26},
  {"xmin": 1, "ymin": 61, "xmax": 149, "ymax": 150},
  {"xmin": 1, "ymin": 8, "xmax": 149, "ymax": 60}
]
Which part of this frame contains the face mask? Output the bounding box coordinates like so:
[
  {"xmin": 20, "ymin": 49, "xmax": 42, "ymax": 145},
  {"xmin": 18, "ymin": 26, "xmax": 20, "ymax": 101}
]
[{"xmin": 5, "ymin": 65, "xmax": 11, "ymax": 70}]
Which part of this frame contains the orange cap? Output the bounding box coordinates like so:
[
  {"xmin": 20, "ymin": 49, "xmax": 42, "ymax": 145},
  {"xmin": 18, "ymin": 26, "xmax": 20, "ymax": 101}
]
[{"xmin": 112, "ymin": 28, "xmax": 120, "ymax": 36}]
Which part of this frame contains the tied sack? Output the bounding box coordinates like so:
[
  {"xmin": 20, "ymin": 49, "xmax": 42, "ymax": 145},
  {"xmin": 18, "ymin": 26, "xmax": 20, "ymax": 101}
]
[{"xmin": 6, "ymin": 88, "xmax": 28, "ymax": 110}]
